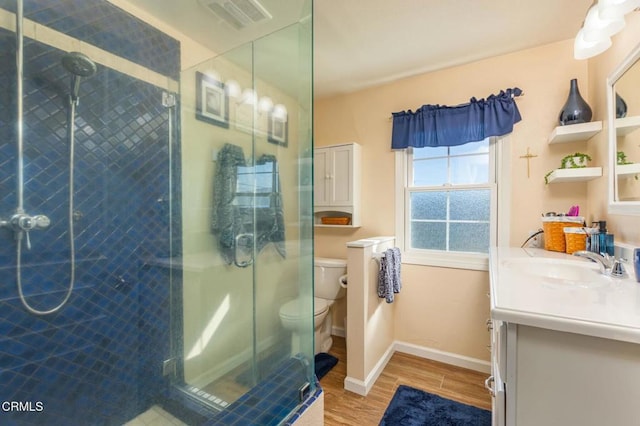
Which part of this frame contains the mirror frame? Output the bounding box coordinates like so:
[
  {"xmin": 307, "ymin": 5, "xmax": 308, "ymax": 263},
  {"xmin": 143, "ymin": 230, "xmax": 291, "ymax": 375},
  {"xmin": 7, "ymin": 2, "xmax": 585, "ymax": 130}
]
[{"xmin": 607, "ymin": 41, "xmax": 640, "ymax": 215}]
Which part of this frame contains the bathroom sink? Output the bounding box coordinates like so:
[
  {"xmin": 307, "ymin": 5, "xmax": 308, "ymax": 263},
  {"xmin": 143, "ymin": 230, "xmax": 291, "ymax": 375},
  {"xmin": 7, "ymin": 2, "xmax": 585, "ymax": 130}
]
[{"xmin": 500, "ymin": 257, "xmax": 609, "ymax": 287}]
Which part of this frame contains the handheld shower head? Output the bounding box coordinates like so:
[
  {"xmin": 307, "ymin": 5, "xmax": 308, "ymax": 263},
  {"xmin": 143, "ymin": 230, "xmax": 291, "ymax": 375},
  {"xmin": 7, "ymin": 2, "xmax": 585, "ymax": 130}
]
[{"xmin": 61, "ymin": 52, "xmax": 97, "ymax": 101}]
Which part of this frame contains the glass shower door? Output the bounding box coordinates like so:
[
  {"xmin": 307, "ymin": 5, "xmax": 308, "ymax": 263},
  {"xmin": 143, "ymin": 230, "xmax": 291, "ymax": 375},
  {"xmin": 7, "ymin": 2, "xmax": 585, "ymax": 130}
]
[{"xmin": 168, "ymin": 13, "xmax": 314, "ymax": 423}]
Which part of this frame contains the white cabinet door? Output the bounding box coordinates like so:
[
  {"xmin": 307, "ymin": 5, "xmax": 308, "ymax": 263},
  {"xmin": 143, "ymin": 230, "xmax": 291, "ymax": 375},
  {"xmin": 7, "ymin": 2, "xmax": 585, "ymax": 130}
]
[
  {"xmin": 491, "ymin": 320, "xmax": 506, "ymax": 426},
  {"xmin": 314, "ymin": 144, "xmax": 355, "ymax": 207},
  {"xmin": 314, "ymin": 148, "xmax": 330, "ymax": 206},
  {"xmin": 329, "ymin": 145, "xmax": 353, "ymax": 206}
]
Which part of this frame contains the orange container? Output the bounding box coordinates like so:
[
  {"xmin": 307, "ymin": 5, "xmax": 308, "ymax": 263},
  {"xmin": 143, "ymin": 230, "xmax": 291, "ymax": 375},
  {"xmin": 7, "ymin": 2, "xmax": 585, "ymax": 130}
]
[
  {"xmin": 321, "ymin": 216, "xmax": 351, "ymax": 225},
  {"xmin": 564, "ymin": 227, "xmax": 595, "ymax": 254},
  {"xmin": 542, "ymin": 216, "xmax": 583, "ymax": 252}
]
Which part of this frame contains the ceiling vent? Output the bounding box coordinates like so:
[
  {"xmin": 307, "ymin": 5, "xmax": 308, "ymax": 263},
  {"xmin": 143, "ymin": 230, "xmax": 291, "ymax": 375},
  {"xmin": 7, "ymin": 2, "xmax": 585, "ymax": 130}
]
[{"xmin": 199, "ymin": 0, "xmax": 272, "ymax": 29}]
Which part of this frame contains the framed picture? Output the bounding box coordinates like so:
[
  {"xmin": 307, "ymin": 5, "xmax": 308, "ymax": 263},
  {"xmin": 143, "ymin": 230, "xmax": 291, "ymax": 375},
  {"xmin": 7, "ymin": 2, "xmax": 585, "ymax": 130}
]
[
  {"xmin": 196, "ymin": 72, "xmax": 229, "ymax": 128},
  {"xmin": 268, "ymin": 112, "xmax": 288, "ymax": 147}
]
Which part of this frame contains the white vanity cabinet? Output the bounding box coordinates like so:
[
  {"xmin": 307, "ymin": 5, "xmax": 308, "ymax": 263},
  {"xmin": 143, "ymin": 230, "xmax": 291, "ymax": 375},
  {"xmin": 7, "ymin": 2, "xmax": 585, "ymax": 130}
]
[
  {"xmin": 491, "ymin": 322, "xmax": 640, "ymax": 426},
  {"xmin": 314, "ymin": 142, "xmax": 361, "ymax": 226},
  {"xmin": 489, "ymin": 247, "xmax": 640, "ymax": 426}
]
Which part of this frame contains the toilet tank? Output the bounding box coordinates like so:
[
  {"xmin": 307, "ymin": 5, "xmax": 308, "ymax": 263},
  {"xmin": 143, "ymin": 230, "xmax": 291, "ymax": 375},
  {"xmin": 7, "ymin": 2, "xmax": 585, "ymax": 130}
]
[{"xmin": 314, "ymin": 257, "xmax": 347, "ymax": 300}]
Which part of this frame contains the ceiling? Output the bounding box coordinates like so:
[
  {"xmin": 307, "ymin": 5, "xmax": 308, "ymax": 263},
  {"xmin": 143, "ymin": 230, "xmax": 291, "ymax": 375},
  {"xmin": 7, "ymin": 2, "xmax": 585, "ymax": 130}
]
[{"xmin": 130, "ymin": 0, "xmax": 593, "ymax": 98}]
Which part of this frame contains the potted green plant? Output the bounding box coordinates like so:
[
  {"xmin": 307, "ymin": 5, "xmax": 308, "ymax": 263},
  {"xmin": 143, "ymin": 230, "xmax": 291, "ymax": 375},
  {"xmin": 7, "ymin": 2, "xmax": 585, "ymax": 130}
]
[
  {"xmin": 560, "ymin": 152, "xmax": 591, "ymax": 169},
  {"xmin": 617, "ymin": 151, "xmax": 638, "ymax": 180},
  {"xmin": 617, "ymin": 151, "xmax": 632, "ymax": 165},
  {"xmin": 544, "ymin": 152, "xmax": 592, "ymax": 184}
]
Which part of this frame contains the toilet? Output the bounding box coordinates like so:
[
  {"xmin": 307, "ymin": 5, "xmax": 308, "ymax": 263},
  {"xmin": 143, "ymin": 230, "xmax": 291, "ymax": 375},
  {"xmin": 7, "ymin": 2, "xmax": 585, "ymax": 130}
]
[{"xmin": 279, "ymin": 257, "xmax": 347, "ymax": 354}]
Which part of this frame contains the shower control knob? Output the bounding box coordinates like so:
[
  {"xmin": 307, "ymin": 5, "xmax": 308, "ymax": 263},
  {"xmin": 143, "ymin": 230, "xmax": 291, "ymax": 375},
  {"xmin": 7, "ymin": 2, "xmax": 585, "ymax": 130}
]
[
  {"xmin": 11, "ymin": 213, "xmax": 33, "ymax": 230},
  {"xmin": 32, "ymin": 215, "xmax": 51, "ymax": 229},
  {"xmin": 9, "ymin": 213, "xmax": 50, "ymax": 231}
]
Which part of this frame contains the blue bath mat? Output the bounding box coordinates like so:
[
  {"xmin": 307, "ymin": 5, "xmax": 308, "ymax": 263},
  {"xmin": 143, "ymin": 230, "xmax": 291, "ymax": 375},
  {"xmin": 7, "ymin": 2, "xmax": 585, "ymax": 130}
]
[
  {"xmin": 314, "ymin": 352, "xmax": 338, "ymax": 380},
  {"xmin": 379, "ymin": 385, "xmax": 491, "ymax": 425}
]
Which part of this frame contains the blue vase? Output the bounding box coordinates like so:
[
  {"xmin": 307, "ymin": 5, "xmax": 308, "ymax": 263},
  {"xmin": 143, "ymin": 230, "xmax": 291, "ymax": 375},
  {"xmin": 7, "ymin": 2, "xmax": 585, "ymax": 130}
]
[
  {"xmin": 558, "ymin": 79, "xmax": 592, "ymax": 125},
  {"xmin": 616, "ymin": 93, "xmax": 627, "ymax": 118}
]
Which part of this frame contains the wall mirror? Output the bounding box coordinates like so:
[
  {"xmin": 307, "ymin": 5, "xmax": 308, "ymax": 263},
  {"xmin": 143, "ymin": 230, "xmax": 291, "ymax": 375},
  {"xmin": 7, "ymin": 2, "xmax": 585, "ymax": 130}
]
[{"xmin": 608, "ymin": 42, "xmax": 640, "ymax": 215}]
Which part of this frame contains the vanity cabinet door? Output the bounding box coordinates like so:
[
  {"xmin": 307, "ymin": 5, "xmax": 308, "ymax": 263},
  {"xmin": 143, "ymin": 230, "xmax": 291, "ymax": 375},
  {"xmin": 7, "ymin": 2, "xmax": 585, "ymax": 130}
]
[{"xmin": 489, "ymin": 320, "xmax": 506, "ymax": 426}]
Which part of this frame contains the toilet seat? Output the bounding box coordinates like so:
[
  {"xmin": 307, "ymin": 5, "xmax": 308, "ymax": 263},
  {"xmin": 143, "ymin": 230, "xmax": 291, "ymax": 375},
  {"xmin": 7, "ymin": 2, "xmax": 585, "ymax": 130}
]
[{"xmin": 280, "ymin": 297, "xmax": 328, "ymax": 320}]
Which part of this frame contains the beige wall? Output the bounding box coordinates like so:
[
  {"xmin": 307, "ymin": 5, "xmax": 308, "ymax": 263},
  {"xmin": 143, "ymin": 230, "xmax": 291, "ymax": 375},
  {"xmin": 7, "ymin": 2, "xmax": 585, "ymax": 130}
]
[{"xmin": 316, "ymin": 24, "xmax": 640, "ymax": 361}]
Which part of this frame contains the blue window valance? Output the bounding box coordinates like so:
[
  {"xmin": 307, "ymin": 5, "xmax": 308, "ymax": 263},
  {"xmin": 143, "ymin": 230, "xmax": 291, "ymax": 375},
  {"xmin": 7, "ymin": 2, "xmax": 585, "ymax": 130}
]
[{"xmin": 391, "ymin": 87, "xmax": 523, "ymax": 149}]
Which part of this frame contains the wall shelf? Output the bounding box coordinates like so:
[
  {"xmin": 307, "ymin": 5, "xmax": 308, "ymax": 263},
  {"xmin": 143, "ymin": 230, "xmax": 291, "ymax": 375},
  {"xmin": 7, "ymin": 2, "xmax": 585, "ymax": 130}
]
[
  {"xmin": 314, "ymin": 224, "xmax": 361, "ymax": 229},
  {"xmin": 615, "ymin": 115, "xmax": 640, "ymax": 136},
  {"xmin": 616, "ymin": 163, "xmax": 640, "ymax": 177},
  {"xmin": 546, "ymin": 167, "xmax": 602, "ymax": 183},
  {"xmin": 548, "ymin": 121, "xmax": 602, "ymax": 144}
]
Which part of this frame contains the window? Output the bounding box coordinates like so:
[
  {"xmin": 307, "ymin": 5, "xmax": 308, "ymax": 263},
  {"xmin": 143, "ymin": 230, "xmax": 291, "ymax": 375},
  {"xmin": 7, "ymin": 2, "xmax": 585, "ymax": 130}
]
[{"xmin": 395, "ymin": 137, "xmax": 509, "ymax": 270}]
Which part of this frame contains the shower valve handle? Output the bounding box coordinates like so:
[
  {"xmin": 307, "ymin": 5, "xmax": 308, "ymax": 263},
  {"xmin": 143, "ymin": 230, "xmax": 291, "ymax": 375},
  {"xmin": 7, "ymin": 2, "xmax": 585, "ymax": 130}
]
[
  {"xmin": 4, "ymin": 213, "xmax": 51, "ymax": 250},
  {"xmin": 9, "ymin": 213, "xmax": 50, "ymax": 231}
]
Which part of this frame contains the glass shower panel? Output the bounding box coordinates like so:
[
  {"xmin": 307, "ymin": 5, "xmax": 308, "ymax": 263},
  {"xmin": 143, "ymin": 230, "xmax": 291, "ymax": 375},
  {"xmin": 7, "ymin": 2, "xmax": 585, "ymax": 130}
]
[
  {"xmin": 177, "ymin": 41, "xmax": 255, "ymax": 409},
  {"xmin": 253, "ymin": 18, "xmax": 314, "ymax": 394},
  {"xmin": 174, "ymin": 13, "xmax": 314, "ymax": 422}
]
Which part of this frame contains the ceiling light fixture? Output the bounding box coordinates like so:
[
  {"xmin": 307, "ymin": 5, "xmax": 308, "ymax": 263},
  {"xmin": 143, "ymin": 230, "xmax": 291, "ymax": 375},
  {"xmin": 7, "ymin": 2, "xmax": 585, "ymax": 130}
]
[
  {"xmin": 598, "ymin": 0, "xmax": 640, "ymax": 19},
  {"xmin": 582, "ymin": 5, "xmax": 625, "ymax": 42},
  {"xmin": 574, "ymin": 1, "xmax": 638, "ymax": 60},
  {"xmin": 574, "ymin": 28, "xmax": 612, "ymax": 60}
]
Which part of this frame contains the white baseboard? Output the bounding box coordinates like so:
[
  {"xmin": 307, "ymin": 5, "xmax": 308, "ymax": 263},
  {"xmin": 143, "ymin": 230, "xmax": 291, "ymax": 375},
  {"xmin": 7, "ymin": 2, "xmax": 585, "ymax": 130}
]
[
  {"xmin": 343, "ymin": 376, "xmax": 367, "ymax": 396},
  {"xmin": 344, "ymin": 342, "xmax": 395, "ymax": 396},
  {"xmin": 394, "ymin": 341, "xmax": 491, "ymax": 374},
  {"xmin": 331, "ymin": 326, "xmax": 345, "ymax": 338},
  {"xmin": 344, "ymin": 340, "xmax": 490, "ymax": 396}
]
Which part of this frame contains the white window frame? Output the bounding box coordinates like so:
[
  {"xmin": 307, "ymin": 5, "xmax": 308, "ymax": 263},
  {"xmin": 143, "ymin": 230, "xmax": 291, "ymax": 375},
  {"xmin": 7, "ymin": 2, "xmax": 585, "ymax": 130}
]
[{"xmin": 394, "ymin": 136, "xmax": 511, "ymax": 271}]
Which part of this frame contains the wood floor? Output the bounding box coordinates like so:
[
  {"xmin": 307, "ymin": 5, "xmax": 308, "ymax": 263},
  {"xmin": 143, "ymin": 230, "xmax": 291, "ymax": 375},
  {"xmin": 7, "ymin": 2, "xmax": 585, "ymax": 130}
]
[{"xmin": 321, "ymin": 336, "xmax": 492, "ymax": 426}]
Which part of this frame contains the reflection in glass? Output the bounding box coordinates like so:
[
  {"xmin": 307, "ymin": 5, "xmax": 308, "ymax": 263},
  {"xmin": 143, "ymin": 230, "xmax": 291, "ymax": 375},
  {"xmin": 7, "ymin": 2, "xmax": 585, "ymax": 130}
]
[{"xmin": 612, "ymin": 49, "xmax": 640, "ymax": 203}]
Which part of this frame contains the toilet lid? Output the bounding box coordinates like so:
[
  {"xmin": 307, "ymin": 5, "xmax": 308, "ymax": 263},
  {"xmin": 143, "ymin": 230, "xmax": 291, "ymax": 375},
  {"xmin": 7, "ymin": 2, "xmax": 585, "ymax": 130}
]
[{"xmin": 280, "ymin": 297, "xmax": 329, "ymax": 320}]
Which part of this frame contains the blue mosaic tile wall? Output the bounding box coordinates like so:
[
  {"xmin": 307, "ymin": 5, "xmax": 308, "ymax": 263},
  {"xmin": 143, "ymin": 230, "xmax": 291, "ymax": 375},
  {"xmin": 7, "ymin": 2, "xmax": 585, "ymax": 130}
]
[
  {"xmin": 0, "ymin": 1, "xmax": 181, "ymax": 423},
  {"xmin": 0, "ymin": 0, "xmax": 180, "ymax": 80}
]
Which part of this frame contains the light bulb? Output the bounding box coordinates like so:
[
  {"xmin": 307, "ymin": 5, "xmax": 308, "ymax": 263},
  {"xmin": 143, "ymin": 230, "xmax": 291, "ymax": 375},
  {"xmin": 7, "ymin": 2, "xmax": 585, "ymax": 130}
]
[
  {"xmin": 582, "ymin": 5, "xmax": 625, "ymax": 43},
  {"xmin": 225, "ymin": 80, "xmax": 241, "ymax": 98},
  {"xmin": 272, "ymin": 104, "xmax": 287, "ymax": 119},
  {"xmin": 574, "ymin": 28, "xmax": 612, "ymax": 60},
  {"xmin": 258, "ymin": 96, "xmax": 274, "ymax": 113},
  {"xmin": 598, "ymin": 0, "xmax": 640, "ymax": 20}
]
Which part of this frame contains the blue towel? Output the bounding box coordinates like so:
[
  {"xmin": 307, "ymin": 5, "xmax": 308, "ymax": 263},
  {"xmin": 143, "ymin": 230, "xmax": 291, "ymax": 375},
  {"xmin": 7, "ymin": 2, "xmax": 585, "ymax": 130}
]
[{"xmin": 377, "ymin": 247, "xmax": 402, "ymax": 303}]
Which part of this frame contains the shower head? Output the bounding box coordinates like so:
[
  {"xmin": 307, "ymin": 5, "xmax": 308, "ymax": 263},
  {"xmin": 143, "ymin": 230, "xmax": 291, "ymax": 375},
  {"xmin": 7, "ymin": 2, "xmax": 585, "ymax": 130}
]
[
  {"xmin": 61, "ymin": 52, "xmax": 97, "ymax": 77},
  {"xmin": 61, "ymin": 52, "xmax": 96, "ymax": 101}
]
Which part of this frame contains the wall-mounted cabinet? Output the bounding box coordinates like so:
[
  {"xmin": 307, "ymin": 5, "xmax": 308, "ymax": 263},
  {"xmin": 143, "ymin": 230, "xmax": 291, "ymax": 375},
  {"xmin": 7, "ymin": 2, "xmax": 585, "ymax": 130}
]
[{"xmin": 314, "ymin": 142, "xmax": 361, "ymax": 227}]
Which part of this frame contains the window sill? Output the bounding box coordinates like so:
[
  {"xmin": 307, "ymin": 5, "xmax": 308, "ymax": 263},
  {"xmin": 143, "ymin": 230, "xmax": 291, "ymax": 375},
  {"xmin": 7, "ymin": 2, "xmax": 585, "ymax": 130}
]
[{"xmin": 401, "ymin": 250, "xmax": 489, "ymax": 271}]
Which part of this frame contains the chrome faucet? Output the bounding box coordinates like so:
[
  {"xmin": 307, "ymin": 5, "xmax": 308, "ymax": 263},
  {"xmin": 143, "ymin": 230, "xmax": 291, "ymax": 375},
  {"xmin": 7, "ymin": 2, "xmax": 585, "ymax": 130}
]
[{"xmin": 573, "ymin": 250, "xmax": 627, "ymax": 278}]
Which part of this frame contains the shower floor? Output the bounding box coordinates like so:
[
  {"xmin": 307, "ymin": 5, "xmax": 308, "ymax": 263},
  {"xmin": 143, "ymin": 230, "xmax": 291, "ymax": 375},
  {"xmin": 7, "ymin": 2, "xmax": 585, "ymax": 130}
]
[
  {"xmin": 201, "ymin": 345, "xmax": 290, "ymax": 404},
  {"xmin": 123, "ymin": 405, "xmax": 186, "ymax": 426}
]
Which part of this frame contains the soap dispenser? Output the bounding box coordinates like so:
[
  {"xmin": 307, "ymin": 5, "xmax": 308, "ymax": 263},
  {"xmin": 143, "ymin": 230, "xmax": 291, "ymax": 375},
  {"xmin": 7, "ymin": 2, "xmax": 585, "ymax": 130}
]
[{"xmin": 594, "ymin": 220, "xmax": 614, "ymax": 256}]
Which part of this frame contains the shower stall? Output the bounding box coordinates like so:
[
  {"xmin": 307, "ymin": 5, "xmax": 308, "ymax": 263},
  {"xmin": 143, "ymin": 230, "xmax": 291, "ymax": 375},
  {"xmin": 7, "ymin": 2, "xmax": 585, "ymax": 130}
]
[{"xmin": 0, "ymin": 0, "xmax": 315, "ymax": 425}]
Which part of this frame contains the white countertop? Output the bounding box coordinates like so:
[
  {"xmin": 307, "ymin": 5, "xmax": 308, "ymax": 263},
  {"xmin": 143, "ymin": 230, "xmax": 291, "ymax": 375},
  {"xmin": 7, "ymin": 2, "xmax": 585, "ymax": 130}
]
[{"xmin": 490, "ymin": 247, "xmax": 640, "ymax": 344}]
